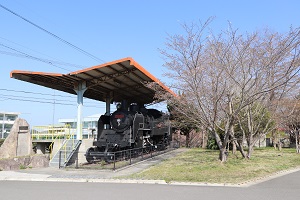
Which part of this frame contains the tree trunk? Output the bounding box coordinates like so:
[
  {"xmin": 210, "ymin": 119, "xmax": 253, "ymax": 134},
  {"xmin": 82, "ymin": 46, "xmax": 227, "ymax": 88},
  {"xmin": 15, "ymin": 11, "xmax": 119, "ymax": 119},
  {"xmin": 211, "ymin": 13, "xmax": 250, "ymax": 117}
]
[
  {"xmin": 273, "ymin": 139, "xmax": 277, "ymax": 150},
  {"xmin": 201, "ymin": 131, "xmax": 207, "ymax": 149},
  {"xmin": 246, "ymin": 131, "xmax": 255, "ymax": 158},
  {"xmin": 186, "ymin": 132, "xmax": 190, "ymax": 148},
  {"xmin": 247, "ymin": 145, "xmax": 254, "ymax": 159},
  {"xmin": 295, "ymin": 130, "xmax": 300, "ymax": 154},
  {"xmin": 278, "ymin": 141, "xmax": 282, "ymax": 151},
  {"xmin": 232, "ymin": 140, "xmax": 236, "ymax": 155},
  {"xmin": 247, "ymin": 137, "xmax": 260, "ymax": 158},
  {"xmin": 219, "ymin": 148, "xmax": 228, "ymax": 162},
  {"xmin": 234, "ymin": 140, "xmax": 247, "ymax": 158}
]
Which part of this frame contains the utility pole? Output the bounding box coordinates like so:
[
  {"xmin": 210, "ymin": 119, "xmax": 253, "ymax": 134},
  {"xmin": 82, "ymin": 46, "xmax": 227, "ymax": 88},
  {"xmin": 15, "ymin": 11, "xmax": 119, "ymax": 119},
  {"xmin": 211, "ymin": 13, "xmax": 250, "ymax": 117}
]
[{"xmin": 1, "ymin": 113, "xmax": 5, "ymax": 138}]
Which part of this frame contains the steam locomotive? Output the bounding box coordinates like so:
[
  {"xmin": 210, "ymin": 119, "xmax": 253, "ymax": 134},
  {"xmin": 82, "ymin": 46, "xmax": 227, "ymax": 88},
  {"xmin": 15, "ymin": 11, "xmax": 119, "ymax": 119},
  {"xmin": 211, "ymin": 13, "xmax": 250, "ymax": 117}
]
[{"xmin": 85, "ymin": 102, "xmax": 172, "ymax": 163}]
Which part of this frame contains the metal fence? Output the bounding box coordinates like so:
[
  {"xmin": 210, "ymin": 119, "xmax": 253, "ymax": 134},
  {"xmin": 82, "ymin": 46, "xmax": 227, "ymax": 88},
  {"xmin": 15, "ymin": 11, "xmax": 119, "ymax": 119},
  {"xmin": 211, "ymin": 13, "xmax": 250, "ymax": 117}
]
[
  {"xmin": 31, "ymin": 125, "xmax": 74, "ymax": 141},
  {"xmin": 62, "ymin": 141, "xmax": 180, "ymax": 170}
]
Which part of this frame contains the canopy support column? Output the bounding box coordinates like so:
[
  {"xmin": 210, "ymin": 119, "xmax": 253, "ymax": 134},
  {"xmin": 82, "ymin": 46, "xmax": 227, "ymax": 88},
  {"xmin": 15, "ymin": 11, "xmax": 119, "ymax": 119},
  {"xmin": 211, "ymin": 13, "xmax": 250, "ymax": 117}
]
[
  {"xmin": 105, "ymin": 92, "xmax": 113, "ymax": 116},
  {"xmin": 104, "ymin": 93, "xmax": 113, "ymax": 130},
  {"xmin": 105, "ymin": 98, "xmax": 110, "ymax": 116},
  {"xmin": 74, "ymin": 82, "xmax": 87, "ymax": 140}
]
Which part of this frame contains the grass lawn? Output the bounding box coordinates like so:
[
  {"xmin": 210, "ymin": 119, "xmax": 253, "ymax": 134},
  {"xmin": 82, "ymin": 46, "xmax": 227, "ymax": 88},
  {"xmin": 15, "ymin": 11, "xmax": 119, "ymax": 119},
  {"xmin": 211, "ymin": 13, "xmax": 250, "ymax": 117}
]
[{"xmin": 124, "ymin": 147, "xmax": 300, "ymax": 184}]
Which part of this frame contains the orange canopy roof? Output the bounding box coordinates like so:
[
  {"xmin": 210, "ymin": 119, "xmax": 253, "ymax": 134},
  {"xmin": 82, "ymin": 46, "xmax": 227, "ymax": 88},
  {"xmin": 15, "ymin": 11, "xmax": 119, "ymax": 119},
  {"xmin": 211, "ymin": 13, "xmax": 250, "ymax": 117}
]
[{"xmin": 10, "ymin": 57, "xmax": 175, "ymax": 105}]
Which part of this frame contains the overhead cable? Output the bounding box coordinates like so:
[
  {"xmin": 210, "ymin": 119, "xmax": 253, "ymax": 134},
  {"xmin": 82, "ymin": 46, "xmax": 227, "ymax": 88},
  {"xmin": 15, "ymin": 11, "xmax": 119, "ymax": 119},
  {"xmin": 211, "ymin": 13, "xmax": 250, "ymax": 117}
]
[
  {"xmin": 0, "ymin": 88, "xmax": 105, "ymax": 107},
  {"xmin": 0, "ymin": 36, "xmax": 87, "ymax": 69},
  {"xmin": 0, "ymin": 43, "xmax": 71, "ymax": 71},
  {"xmin": 0, "ymin": 3, "xmax": 106, "ymax": 63},
  {"xmin": 0, "ymin": 88, "xmax": 74, "ymax": 98},
  {"xmin": 1, "ymin": 97, "xmax": 104, "ymax": 108}
]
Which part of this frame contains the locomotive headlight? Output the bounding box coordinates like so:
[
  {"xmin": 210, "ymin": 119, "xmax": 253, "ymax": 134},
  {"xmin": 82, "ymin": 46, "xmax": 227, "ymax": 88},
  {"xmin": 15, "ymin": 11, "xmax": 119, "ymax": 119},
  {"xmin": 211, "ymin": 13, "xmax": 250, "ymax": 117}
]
[{"xmin": 117, "ymin": 118, "xmax": 121, "ymax": 126}]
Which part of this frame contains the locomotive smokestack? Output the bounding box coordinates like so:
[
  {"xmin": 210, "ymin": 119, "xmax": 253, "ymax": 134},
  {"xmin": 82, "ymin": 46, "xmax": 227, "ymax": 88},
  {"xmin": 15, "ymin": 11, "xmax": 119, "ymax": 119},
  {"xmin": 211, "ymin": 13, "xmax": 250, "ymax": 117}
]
[{"xmin": 121, "ymin": 100, "xmax": 128, "ymax": 111}]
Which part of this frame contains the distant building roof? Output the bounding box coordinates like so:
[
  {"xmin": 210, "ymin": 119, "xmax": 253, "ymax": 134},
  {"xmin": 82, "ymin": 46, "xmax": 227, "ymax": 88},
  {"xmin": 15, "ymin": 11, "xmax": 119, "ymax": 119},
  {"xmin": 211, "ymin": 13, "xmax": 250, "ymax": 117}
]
[
  {"xmin": 0, "ymin": 112, "xmax": 20, "ymax": 115},
  {"xmin": 58, "ymin": 114, "xmax": 101, "ymax": 123}
]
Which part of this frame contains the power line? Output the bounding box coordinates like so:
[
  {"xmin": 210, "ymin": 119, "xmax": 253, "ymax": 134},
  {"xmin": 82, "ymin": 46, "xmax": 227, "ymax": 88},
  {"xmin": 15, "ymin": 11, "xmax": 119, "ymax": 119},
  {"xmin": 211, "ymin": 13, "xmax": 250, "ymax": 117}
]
[
  {"xmin": 0, "ymin": 43, "xmax": 71, "ymax": 72},
  {"xmin": 0, "ymin": 3, "xmax": 106, "ymax": 63},
  {"xmin": 0, "ymin": 49, "xmax": 84, "ymax": 71},
  {"xmin": 2, "ymin": 94, "xmax": 74, "ymax": 103},
  {"xmin": 0, "ymin": 36, "xmax": 87, "ymax": 70},
  {"xmin": 0, "ymin": 88, "xmax": 74, "ymax": 98},
  {"xmin": 1, "ymin": 97, "xmax": 105, "ymax": 108},
  {"xmin": 0, "ymin": 88, "xmax": 106, "ymax": 107},
  {"xmin": 1, "ymin": 96, "xmax": 74, "ymax": 106}
]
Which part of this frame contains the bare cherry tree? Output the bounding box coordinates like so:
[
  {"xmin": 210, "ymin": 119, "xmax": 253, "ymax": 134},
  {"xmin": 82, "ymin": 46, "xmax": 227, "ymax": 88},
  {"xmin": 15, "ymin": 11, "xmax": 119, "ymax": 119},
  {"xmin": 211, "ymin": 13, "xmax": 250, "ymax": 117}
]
[
  {"xmin": 158, "ymin": 18, "xmax": 300, "ymax": 162},
  {"xmin": 235, "ymin": 101, "xmax": 275, "ymax": 158},
  {"xmin": 277, "ymin": 95, "xmax": 300, "ymax": 153}
]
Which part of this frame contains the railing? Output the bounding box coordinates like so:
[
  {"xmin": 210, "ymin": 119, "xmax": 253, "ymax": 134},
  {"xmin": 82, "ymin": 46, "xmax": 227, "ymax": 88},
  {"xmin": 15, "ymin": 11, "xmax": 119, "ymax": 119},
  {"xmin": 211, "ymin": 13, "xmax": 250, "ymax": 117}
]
[
  {"xmin": 31, "ymin": 124, "xmax": 75, "ymax": 141},
  {"xmin": 57, "ymin": 140, "xmax": 82, "ymax": 168},
  {"xmin": 52, "ymin": 139, "xmax": 68, "ymax": 165},
  {"xmin": 109, "ymin": 145, "xmax": 168, "ymax": 170},
  {"xmin": 66, "ymin": 141, "xmax": 180, "ymax": 170},
  {"xmin": 31, "ymin": 124, "xmax": 76, "ymax": 160}
]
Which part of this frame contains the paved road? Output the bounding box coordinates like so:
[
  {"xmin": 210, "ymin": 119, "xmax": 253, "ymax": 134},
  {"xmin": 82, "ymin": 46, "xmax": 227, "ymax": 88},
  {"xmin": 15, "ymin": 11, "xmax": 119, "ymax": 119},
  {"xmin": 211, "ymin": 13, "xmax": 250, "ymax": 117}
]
[
  {"xmin": 0, "ymin": 148, "xmax": 300, "ymax": 199},
  {"xmin": 1, "ymin": 170, "xmax": 300, "ymax": 200}
]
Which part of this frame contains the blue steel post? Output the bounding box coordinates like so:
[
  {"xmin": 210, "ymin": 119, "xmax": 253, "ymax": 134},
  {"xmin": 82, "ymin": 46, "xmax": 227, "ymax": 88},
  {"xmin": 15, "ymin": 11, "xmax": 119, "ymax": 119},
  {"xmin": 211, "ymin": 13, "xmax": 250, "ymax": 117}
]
[{"xmin": 74, "ymin": 82, "xmax": 87, "ymax": 140}]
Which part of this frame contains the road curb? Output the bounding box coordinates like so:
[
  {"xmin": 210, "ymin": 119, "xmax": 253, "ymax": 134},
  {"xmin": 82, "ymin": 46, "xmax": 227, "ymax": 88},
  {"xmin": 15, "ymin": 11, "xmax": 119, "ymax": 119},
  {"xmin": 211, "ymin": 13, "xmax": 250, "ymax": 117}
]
[
  {"xmin": 237, "ymin": 167, "xmax": 300, "ymax": 187},
  {"xmin": 1, "ymin": 167, "xmax": 300, "ymax": 187},
  {"xmin": 168, "ymin": 181, "xmax": 241, "ymax": 187}
]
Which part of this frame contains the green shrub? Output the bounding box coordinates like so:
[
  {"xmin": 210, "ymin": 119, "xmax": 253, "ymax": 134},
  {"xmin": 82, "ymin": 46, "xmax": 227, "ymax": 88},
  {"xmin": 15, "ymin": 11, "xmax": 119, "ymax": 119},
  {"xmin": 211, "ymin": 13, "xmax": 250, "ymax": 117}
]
[
  {"xmin": 19, "ymin": 164, "xmax": 27, "ymax": 170},
  {"xmin": 207, "ymin": 135, "xmax": 219, "ymax": 150}
]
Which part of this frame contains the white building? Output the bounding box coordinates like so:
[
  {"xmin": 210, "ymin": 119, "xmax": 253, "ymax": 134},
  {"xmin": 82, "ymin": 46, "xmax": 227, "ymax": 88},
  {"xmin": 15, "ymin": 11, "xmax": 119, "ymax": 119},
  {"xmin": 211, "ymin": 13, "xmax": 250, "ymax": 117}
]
[
  {"xmin": 0, "ymin": 112, "xmax": 20, "ymax": 138},
  {"xmin": 58, "ymin": 114, "xmax": 101, "ymax": 139}
]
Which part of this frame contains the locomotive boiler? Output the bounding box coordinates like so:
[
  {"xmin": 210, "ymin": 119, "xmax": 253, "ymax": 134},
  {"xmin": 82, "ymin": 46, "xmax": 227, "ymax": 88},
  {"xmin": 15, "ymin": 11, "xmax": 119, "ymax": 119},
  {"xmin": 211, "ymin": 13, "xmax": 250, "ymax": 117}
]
[{"xmin": 85, "ymin": 102, "xmax": 172, "ymax": 163}]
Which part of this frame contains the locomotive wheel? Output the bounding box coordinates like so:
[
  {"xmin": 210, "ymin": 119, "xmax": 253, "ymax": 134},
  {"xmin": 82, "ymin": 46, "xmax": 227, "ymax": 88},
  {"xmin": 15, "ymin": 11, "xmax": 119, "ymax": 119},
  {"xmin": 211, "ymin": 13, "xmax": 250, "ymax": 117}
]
[{"xmin": 86, "ymin": 147, "xmax": 95, "ymax": 163}]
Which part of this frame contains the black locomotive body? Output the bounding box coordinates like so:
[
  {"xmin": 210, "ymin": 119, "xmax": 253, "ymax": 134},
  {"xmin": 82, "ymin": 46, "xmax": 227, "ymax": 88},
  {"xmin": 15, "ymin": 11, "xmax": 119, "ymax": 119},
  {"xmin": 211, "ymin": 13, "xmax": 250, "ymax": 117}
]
[{"xmin": 85, "ymin": 103, "xmax": 172, "ymax": 163}]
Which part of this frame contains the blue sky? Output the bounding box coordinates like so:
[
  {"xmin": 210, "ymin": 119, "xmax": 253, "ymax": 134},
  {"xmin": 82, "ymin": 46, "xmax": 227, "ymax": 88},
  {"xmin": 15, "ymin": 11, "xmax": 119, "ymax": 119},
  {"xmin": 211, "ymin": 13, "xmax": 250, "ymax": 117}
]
[{"xmin": 0, "ymin": 0, "xmax": 299, "ymax": 126}]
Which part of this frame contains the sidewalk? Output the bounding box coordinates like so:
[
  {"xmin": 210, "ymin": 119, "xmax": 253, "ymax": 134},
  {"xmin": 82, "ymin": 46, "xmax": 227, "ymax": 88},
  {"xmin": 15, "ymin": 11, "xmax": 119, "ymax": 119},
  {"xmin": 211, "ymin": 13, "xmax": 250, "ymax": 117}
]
[{"xmin": 0, "ymin": 148, "xmax": 187, "ymax": 184}]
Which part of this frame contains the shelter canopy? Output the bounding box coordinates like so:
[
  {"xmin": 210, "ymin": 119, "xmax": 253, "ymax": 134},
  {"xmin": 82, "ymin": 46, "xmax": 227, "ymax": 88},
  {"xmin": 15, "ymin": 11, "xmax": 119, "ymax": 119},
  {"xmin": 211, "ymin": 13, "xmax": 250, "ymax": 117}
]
[{"xmin": 10, "ymin": 57, "xmax": 175, "ymax": 105}]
